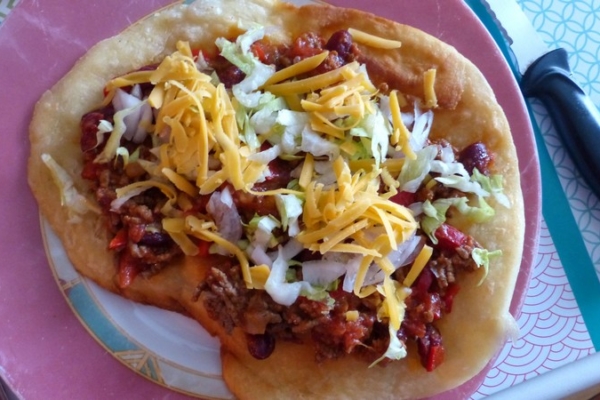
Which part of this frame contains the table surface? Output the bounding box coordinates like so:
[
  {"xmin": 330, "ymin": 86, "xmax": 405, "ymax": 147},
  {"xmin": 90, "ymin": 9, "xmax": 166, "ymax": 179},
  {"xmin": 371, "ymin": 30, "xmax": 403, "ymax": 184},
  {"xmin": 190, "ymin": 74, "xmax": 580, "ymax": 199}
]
[{"xmin": 1, "ymin": 0, "xmax": 600, "ymax": 399}]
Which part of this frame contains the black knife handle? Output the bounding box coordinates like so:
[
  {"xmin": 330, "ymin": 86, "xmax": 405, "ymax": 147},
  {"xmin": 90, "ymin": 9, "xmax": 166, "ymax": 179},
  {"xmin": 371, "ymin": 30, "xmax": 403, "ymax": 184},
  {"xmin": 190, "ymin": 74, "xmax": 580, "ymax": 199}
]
[{"xmin": 521, "ymin": 48, "xmax": 600, "ymax": 197}]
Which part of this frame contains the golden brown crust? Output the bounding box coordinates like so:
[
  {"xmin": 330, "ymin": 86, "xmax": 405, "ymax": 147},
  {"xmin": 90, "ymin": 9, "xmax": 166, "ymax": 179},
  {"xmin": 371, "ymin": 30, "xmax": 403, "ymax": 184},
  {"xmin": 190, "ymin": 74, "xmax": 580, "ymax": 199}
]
[
  {"xmin": 28, "ymin": 0, "xmax": 524, "ymax": 399},
  {"xmin": 284, "ymin": 4, "xmax": 467, "ymax": 109}
]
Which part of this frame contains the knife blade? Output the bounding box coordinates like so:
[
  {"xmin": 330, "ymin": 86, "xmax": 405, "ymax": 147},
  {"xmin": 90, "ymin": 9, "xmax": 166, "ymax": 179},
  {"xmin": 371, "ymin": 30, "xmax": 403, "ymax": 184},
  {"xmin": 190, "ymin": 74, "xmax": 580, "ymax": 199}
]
[{"xmin": 482, "ymin": 0, "xmax": 600, "ymax": 199}]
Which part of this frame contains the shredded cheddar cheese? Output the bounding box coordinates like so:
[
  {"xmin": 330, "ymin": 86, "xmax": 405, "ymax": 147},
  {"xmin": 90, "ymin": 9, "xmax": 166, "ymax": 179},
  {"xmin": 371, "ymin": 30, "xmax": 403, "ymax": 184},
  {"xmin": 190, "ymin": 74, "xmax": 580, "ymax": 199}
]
[
  {"xmin": 78, "ymin": 23, "xmax": 469, "ymax": 353},
  {"xmin": 265, "ymin": 62, "xmax": 361, "ymax": 96},
  {"xmin": 423, "ymin": 68, "xmax": 438, "ymax": 108},
  {"xmin": 263, "ymin": 51, "xmax": 330, "ymax": 86},
  {"xmin": 348, "ymin": 28, "xmax": 402, "ymax": 49},
  {"xmin": 403, "ymin": 245, "xmax": 433, "ymax": 287}
]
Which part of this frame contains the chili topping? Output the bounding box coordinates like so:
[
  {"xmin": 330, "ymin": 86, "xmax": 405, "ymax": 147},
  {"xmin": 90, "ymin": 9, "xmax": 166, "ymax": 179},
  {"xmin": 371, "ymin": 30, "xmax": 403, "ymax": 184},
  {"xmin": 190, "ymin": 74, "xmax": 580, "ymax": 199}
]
[{"xmin": 53, "ymin": 26, "xmax": 510, "ymax": 371}]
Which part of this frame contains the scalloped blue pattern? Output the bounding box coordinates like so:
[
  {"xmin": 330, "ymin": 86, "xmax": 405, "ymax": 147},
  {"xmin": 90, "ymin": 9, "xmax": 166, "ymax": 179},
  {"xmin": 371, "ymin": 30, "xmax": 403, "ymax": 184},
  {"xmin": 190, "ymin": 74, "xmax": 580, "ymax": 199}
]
[
  {"xmin": 471, "ymin": 0, "xmax": 600, "ymax": 397},
  {"xmin": 516, "ymin": 0, "xmax": 600, "ymax": 276}
]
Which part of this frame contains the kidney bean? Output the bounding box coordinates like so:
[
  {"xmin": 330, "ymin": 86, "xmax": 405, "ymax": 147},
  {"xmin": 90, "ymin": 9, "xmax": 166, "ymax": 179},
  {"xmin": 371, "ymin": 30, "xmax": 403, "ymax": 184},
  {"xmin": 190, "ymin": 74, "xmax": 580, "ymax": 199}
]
[
  {"xmin": 246, "ymin": 333, "xmax": 275, "ymax": 360},
  {"xmin": 138, "ymin": 231, "xmax": 172, "ymax": 247},
  {"xmin": 459, "ymin": 141, "xmax": 492, "ymax": 175},
  {"xmin": 216, "ymin": 64, "xmax": 245, "ymax": 88},
  {"xmin": 326, "ymin": 30, "xmax": 353, "ymax": 60}
]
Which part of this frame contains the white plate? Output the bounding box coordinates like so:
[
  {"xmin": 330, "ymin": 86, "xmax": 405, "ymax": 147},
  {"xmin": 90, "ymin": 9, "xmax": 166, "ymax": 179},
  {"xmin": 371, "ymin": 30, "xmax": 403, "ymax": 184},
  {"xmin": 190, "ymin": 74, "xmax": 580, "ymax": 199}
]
[{"xmin": 43, "ymin": 217, "xmax": 233, "ymax": 399}]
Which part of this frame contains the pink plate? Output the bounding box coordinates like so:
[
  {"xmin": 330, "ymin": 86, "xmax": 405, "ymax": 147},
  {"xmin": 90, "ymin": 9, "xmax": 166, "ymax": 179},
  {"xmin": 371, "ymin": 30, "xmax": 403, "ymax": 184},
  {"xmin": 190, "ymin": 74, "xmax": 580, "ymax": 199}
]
[{"xmin": 0, "ymin": 0, "xmax": 540, "ymax": 399}]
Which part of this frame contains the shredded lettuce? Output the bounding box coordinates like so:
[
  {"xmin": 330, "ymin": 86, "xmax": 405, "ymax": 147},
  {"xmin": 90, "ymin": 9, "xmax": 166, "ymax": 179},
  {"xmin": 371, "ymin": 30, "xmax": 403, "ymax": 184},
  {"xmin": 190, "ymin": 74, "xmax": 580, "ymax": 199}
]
[
  {"xmin": 249, "ymin": 96, "xmax": 287, "ymax": 135},
  {"xmin": 347, "ymin": 136, "xmax": 372, "ymax": 161},
  {"xmin": 248, "ymin": 215, "xmax": 281, "ymax": 250},
  {"xmin": 300, "ymin": 125, "xmax": 340, "ymax": 159},
  {"xmin": 420, "ymin": 199, "xmax": 450, "ymax": 243},
  {"xmin": 370, "ymin": 111, "xmax": 391, "ymax": 167},
  {"xmin": 234, "ymin": 101, "xmax": 261, "ymax": 151},
  {"xmin": 472, "ymin": 247, "xmax": 503, "ymax": 285},
  {"xmin": 215, "ymin": 26, "xmax": 275, "ymax": 108},
  {"xmin": 451, "ymin": 196, "xmax": 495, "ymax": 223},
  {"xmin": 369, "ymin": 325, "xmax": 407, "ymax": 367},
  {"xmin": 471, "ymin": 168, "xmax": 511, "ymax": 208},
  {"xmin": 421, "ymin": 197, "xmax": 496, "ymax": 243},
  {"xmin": 350, "ymin": 111, "xmax": 391, "ymax": 167},
  {"xmin": 215, "ymin": 30, "xmax": 260, "ymax": 75},
  {"xmin": 275, "ymin": 194, "xmax": 304, "ymax": 236},
  {"xmin": 349, "ymin": 125, "xmax": 370, "ymax": 138},
  {"xmin": 300, "ymin": 284, "xmax": 335, "ymax": 309},
  {"xmin": 397, "ymin": 145, "xmax": 437, "ymax": 192},
  {"xmin": 410, "ymin": 105, "xmax": 434, "ymax": 152},
  {"xmin": 276, "ymin": 109, "xmax": 309, "ymax": 154},
  {"xmin": 41, "ymin": 154, "xmax": 101, "ymax": 220},
  {"xmin": 434, "ymin": 174, "xmax": 488, "ymax": 197},
  {"xmin": 313, "ymin": 160, "xmax": 337, "ymax": 186},
  {"xmin": 430, "ymin": 155, "xmax": 489, "ymax": 197},
  {"xmin": 248, "ymin": 143, "xmax": 281, "ymax": 164},
  {"xmin": 265, "ymin": 247, "xmax": 304, "ymax": 306},
  {"xmin": 233, "ymin": 65, "xmax": 275, "ymax": 108}
]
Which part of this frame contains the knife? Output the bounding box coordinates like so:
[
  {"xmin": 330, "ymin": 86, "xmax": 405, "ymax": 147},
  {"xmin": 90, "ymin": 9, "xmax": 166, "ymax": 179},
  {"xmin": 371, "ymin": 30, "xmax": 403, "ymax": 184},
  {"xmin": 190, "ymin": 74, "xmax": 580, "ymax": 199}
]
[{"xmin": 482, "ymin": 0, "xmax": 600, "ymax": 199}]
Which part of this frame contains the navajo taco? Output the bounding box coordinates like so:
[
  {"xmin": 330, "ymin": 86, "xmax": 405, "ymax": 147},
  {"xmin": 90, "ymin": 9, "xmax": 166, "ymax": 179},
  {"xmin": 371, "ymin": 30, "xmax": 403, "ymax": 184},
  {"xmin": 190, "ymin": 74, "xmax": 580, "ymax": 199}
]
[{"xmin": 28, "ymin": 0, "xmax": 525, "ymax": 398}]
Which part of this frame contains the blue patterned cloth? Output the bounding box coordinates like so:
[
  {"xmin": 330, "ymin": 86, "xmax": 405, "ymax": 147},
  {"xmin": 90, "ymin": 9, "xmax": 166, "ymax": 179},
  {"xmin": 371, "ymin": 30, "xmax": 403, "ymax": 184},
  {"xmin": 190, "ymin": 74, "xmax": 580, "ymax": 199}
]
[{"xmin": 517, "ymin": 0, "xmax": 600, "ymax": 265}]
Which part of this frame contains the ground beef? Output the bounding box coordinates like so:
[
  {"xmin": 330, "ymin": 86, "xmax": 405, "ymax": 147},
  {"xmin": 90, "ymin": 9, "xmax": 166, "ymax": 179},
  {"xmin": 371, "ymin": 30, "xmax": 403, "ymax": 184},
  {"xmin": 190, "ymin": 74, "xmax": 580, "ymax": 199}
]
[
  {"xmin": 429, "ymin": 230, "xmax": 479, "ymax": 287},
  {"xmin": 196, "ymin": 254, "xmax": 467, "ymax": 369},
  {"xmin": 197, "ymin": 263, "xmax": 382, "ymax": 362},
  {"xmin": 416, "ymin": 181, "xmax": 464, "ymax": 203}
]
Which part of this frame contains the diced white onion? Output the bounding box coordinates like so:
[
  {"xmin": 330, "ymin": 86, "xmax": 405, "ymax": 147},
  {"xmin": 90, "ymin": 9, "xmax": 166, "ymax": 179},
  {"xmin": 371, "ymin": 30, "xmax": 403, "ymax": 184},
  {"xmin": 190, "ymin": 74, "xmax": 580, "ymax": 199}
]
[
  {"xmin": 110, "ymin": 186, "xmax": 147, "ymax": 211},
  {"xmin": 301, "ymin": 260, "xmax": 347, "ymax": 286},
  {"xmin": 112, "ymin": 88, "xmax": 143, "ymax": 141},
  {"xmin": 249, "ymin": 245, "xmax": 273, "ymax": 267},
  {"xmin": 387, "ymin": 234, "xmax": 424, "ymax": 268},
  {"xmin": 130, "ymin": 84, "xmax": 142, "ymax": 99},
  {"xmin": 363, "ymin": 265, "xmax": 385, "ymax": 286},
  {"xmin": 132, "ymin": 102, "xmax": 152, "ymax": 143},
  {"xmin": 206, "ymin": 189, "xmax": 243, "ymax": 243},
  {"xmin": 267, "ymin": 238, "xmax": 303, "ymax": 262},
  {"xmin": 265, "ymin": 247, "xmax": 303, "ymax": 306}
]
